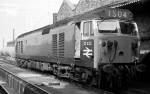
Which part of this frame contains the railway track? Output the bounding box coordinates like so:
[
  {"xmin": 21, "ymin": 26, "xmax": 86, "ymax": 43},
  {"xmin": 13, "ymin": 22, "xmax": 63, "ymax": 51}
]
[
  {"xmin": 0, "ymin": 59, "xmax": 51, "ymax": 94},
  {"xmin": 0, "ymin": 86, "xmax": 8, "ymax": 94}
]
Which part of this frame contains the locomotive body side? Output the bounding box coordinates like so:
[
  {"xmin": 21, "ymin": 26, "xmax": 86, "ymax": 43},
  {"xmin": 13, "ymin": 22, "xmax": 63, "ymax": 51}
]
[
  {"xmin": 16, "ymin": 30, "xmax": 46, "ymax": 61},
  {"xmin": 16, "ymin": 28, "xmax": 52, "ymax": 70},
  {"xmin": 16, "ymin": 23, "xmax": 76, "ymax": 69}
]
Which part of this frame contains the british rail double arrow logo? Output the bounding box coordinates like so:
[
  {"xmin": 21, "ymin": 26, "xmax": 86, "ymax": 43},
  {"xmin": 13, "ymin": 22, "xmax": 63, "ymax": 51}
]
[{"xmin": 83, "ymin": 47, "xmax": 93, "ymax": 58}]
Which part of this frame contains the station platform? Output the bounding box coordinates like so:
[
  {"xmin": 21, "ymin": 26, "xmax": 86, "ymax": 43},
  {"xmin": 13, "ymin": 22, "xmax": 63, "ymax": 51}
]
[{"xmin": 0, "ymin": 59, "xmax": 109, "ymax": 94}]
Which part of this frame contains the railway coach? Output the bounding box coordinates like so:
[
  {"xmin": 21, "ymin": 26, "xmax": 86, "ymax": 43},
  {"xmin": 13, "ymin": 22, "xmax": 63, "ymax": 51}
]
[{"xmin": 15, "ymin": 8, "xmax": 140, "ymax": 89}]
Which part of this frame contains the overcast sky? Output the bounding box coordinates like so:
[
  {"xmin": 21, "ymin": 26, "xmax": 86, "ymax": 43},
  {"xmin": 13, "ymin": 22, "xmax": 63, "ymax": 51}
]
[{"xmin": 0, "ymin": 0, "xmax": 79, "ymax": 49}]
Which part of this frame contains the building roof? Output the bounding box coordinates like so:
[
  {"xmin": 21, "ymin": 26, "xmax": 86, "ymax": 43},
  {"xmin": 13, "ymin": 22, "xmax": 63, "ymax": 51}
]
[
  {"xmin": 64, "ymin": 0, "xmax": 76, "ymax": 10},
  {"xmin": 108, "ymin": 0, "xmax": 143, "ymax": 8}
]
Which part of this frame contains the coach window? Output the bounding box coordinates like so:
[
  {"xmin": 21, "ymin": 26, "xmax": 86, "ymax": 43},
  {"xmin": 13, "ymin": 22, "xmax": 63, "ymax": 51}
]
[
  {"xmin": 17, "ymin": 42, "xmax": 19, "ymax": 53},
  {"xmin": 18, "ymin": 41, "xmax": 20, "ymax": 53},
  {"xmin": 83, "ymin": 21, "xmax": 93, "ymax": 36},
  {"xmin": 20, "ymin": 41, "xmax": 23, "ymax": 53},
  {"xmin": 16, "ymin": 42, "xmax": 17, "ymax": 52}
]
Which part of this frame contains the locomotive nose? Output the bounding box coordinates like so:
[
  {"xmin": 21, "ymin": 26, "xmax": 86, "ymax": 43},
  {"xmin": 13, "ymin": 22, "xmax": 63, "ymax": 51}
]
[
  {"xmin": 98, "ymin": 39, "xmax": 119, "ymax": 63},
  {"xmin": 98, "ymin": 36, "xmax": 137, "ymax": 64}
]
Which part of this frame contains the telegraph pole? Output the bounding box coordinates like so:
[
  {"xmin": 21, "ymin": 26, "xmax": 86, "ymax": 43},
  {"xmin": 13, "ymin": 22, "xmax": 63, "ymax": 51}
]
[
  {"xmin": 3, "ymin": 38, "xmax": 4, "ymax": 48},
  {"xmin": 13, "ymin": 29, "xmax": 15, "ymax": 41}
]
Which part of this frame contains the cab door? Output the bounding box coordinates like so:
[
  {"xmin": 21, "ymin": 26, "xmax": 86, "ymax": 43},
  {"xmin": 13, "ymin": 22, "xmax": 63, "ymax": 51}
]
[{"xmin": 80, "ymin": 21, "xmax": 94, "ymax": 68}]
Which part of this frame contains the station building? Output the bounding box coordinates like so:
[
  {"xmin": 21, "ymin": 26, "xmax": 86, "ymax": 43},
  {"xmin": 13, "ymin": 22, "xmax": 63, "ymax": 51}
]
[{"xmin": 7, "ymin": 40, "xmax": 15, "ymax": 47}]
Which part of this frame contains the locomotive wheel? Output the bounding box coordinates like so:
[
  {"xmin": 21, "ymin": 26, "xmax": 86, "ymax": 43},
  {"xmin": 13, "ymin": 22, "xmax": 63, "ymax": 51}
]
[
  {"xmin": 101, "ymin": 65, "xmax": 124, "ymax": 91},
  {"xmin": 94, "ymin": 68, "xmax": 103, "ymax": 88},
  {"xmin": 97, "ymin": 74, "xmax": 102, "ymax": 88},
  {"xmin": 84, "ymin": 74, "xmax": 94, "ymax": 86}
]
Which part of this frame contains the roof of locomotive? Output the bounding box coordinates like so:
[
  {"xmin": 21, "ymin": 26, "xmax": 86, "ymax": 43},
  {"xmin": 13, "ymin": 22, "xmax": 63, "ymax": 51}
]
[{"xmin": 17, "ymin": 7, "xmax": 133, "ymax": 39}]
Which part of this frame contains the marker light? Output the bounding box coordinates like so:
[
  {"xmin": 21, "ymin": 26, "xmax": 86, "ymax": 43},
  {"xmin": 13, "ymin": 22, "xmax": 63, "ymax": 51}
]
[
  {"xmin": 107, "ymin": 41, "xmax": 113, "ymax": 47},
  {"xmin": 102, "ymin": 41, "xmax": 106, "ymax": 47}
]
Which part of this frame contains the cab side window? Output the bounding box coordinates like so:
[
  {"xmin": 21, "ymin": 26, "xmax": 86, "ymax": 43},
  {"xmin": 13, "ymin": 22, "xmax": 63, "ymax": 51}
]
[
  {"xmin": 89, "ymin": 21, "xmax": 94, "ymax": 36},
  {"xmin": 83, "ymin": 22, "xmax": 89, "ymax": 36},
  {"xmin": 83, "ymin": 21, "xmax": 93, "ymax": 36}
]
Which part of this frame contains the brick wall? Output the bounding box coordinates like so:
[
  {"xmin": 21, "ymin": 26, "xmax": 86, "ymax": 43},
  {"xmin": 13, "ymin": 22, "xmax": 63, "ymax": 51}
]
[
  {"xmin": 75, "ymin": 0, "xmax": 101, "ymax": 15},
  {"xmin": 56, "ymin": 0, "xmax": 124, "ymax": 21},
  {"xmin": 75, "ymin": 0, "xmax": 124, "ymax": 15},
  {"xmin": 57, "ymin": 0, "xmax": 75, "ymax": 21}
]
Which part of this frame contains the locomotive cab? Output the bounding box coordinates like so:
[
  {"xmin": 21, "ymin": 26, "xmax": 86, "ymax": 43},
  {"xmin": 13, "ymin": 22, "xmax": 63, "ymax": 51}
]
[
  {"xmin": 95, "ymin": 20, "xmax": 139, "ymax": 69},
  {"xmin": 78, "ymin": 12, "xmax": 139, "ymax": 69}
]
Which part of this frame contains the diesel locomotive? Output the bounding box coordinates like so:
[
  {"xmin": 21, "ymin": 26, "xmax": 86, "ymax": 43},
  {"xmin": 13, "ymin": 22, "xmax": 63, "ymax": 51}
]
[{"xmin": 15, "ymin": 8, "xmax": 140, "ymax": 89}]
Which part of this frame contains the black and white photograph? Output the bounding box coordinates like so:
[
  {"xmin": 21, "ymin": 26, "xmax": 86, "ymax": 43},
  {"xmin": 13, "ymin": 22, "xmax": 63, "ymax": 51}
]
[{"xmin": 0, "ymin": 0, "xmax": 150, "ymax": 94}]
